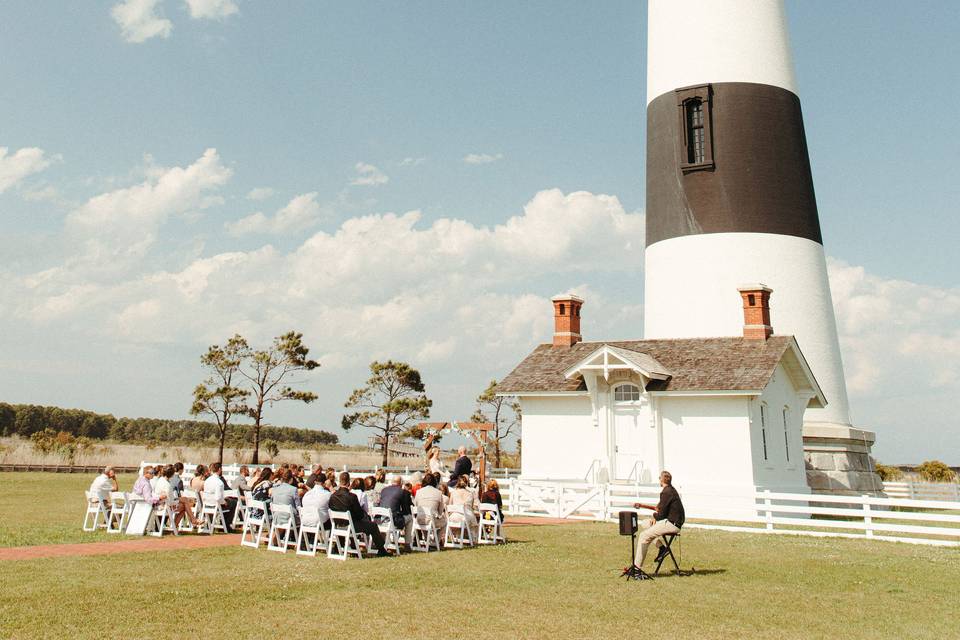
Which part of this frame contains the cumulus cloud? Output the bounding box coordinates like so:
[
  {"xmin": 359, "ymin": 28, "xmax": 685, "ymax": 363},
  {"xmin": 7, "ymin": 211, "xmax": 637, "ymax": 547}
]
[
  {"xmin": 245, "ymin": 187, "xmax": 274, "ymax": 201},
  {"xmin": 464, "ymin": 152, "xmax": 504, "ymax": 165},
  {"xmin": 399, "ymin": 157, "xmax": 426, "ymax": 167},
  {"xmin": 0, "ymin": 147, "xmax": 55, "ymax": 193},
  {"xmin": 185, "ymin": 0, "xmax": 238, "ymax": 20},
  {"xmin": 226, "ymin": 192, "xmax": 323, "ymax": 236},
  {"xmin": 67, "ymin": 148, "xmax": 232, "ymax": 263},
  {"xmin": 111, "ymin": 0, "xmax": 172, "ymax": 43},
  {"xmin": 828, "ymin": 258, "xmax": 960, "ymax": 395},
  {"xmin": 350, "ymin": 162, "xmax": 389, "ymax": 186}
]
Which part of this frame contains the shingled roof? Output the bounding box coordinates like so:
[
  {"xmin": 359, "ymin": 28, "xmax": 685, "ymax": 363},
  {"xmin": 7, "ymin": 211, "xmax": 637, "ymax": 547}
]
[{"xmin": 497, "ymin": 336, "xmax": 797, "ymax": 394}]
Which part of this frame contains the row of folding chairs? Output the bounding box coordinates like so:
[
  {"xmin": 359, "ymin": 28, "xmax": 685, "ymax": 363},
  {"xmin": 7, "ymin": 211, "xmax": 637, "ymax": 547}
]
[
  {"xmin": 240, "ymin": 501, "xmax": 506, "ymax": 560},
  {"xmin": 83, "ymin": 488, "xmax": 250, "ymax": 537}
]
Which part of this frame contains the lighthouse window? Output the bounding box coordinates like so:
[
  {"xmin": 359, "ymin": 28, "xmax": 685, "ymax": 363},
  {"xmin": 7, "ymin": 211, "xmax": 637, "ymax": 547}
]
[
  {"xmin": 675, "ymin": 84, "xmax": 714, "ymax": 172},
  {"xmin": 614, "ymin": 384, "xmax": 641, "ymax": 402},
  {"xmin": 686, "ymin": 100, "xmax": 705, "ymax": 164}
]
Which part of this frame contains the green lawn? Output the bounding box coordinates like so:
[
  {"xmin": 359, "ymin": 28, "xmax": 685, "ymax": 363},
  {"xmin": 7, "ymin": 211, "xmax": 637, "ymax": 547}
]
[{"xmin": 1, "ymin": 473, "xmax": 959, "ymax": 639}]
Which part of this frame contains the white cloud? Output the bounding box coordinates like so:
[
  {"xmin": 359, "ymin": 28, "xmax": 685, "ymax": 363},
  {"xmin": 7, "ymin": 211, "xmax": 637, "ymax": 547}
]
[
  {"xmin": 463, "ymin": 152, "xmax": 504, "ymax": 165},
  {"xmin": 111, "ymin": 0, "xmax": 173, "ymax": 43},
  {"xmin": 0, "ymin": 147, "xmax": 54, "ymax": 193},
  {"xmin": 226, "ymin": 192, "xmax": 323, "ymax": 236},
  {"xmin": 399, "ymin": 157, "xmax": 426, "ymax": 167},
  {"xmin": 828, "ymin": 258, "xmax": 960, "ymax": 395},
  {"xmin": 67, "ymin": 148, "xmax": 232, "ymax": 264},
  {"xmin": 350, "ymin": 162, "xmax": 389, "ymax": 186},
  {"xmin": 185, "ymin": 0, "xmax": 238, "ymax": 20},
  {"xmin": 246, "ymin": 187, "xmax": 274, "ymax": 201}
]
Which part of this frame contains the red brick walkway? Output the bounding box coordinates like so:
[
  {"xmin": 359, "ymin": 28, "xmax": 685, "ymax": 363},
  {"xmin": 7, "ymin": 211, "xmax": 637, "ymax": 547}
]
[{"xmin": 0, "ymin": 516, "xmax": 588, "ymax": 561}]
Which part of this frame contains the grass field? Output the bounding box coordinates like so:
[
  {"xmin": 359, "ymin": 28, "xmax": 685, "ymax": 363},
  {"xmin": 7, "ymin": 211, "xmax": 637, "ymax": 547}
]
[{"xmin": 1, "ymin": 473, "xmax": 959, "ymax": 639}]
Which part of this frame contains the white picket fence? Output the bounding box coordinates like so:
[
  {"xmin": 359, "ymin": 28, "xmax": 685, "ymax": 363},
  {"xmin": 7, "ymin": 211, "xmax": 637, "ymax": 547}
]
[
  {"xmin": 882, "ymin": 481, "xmax": 960, "ymax": 501},
  {"xmin": 499, "ymin": 478, "xmax": 960, "ymax": 547}
]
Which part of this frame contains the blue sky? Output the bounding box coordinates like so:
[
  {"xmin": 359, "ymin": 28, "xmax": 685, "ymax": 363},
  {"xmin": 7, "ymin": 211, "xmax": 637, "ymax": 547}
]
[{"xmin": 0, "ymin": 1, "xmax": 957, "ymax": 463}]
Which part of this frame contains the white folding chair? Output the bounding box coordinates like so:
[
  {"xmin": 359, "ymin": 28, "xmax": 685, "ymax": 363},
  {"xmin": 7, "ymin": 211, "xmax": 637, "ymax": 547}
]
[
  {"xmin": 148, "ymin": 500, "xmax": 180, "ymax": 537},
  {"xmin": 296, "ymin": 507, "xmax": 328, "ymax": 557},
  {"xmin": 231, "ymin": 492, "xmax": 249, "ymax": 530},
  {"xmin": 106, "ymin": 491, "xmax": 132, "ymax": 533},
  {"xmin": 240, "ymin": 499, "xmax": 270, "ymax": 548},
  {"xmin": 83, "ymin": 491, "xmax": 109, "ymax": 532},
  {"xmin": 178, "ymin": 489, "xmax": 201, "ymax": 532},
  {"xmin": 477, "ymin": 503, "xmax": 505, "ymax": 544},
  {"xmin": 444, "ymin": 504, "xmax": 475, "ymax": 549},
  {"xmin": 411, "ymin": 506, "xmax": 441, "ymax": 552},
  {"xmin": 267, "ymin": 503, "xmax": 298, "ymax": 553},
  {"xmin": 371, "ymin": 507, "xmax": 402, "ymax": 555},
  {"xmin": 327, "ymin": 510, "xmax": 364, "ymax": 560},
  {"xmin": 198, "ymin": 492, "xmax": 228, "ymax": 534}
]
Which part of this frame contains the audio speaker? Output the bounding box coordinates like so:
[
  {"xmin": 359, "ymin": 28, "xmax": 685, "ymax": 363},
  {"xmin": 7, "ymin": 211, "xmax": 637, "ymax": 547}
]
[{"xmin": 618, "ymin": 510, "xmax": 637, "ymax": 536}]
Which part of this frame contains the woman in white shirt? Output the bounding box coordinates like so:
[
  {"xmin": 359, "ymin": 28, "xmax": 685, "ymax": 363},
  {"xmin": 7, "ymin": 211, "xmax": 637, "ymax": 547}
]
[
  {"xmin": 350, "ymin": 478, "xmax": 369, "ymax": 514},
  {"xmin": 448, "ymin": 475, "xmax": 478, "ymax": 536}
]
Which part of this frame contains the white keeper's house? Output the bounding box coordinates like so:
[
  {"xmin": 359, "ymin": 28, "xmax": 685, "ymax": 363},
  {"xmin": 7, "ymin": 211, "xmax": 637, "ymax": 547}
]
[{"xmin": 497, "ymin": 285, "xmax": 826, "ymax": 496}]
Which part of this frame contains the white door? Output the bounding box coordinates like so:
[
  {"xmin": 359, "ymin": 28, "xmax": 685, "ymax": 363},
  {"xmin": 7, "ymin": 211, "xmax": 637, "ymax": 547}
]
[{"xmin": 612, "ymin": 383, "xmax": 645, "ymax": 481}]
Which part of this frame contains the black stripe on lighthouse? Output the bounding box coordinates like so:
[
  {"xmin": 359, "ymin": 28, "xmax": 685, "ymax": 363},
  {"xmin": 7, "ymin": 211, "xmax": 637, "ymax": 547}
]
[{"xmin": 645, "ymin": 82, "xmax": 823, "ymax": 248}]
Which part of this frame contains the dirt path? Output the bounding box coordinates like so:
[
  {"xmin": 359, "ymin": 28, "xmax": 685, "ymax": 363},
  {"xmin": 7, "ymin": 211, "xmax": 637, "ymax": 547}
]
[{"xmin": 0, "ymin": 516, "xmax": 589, "ymax": 561}]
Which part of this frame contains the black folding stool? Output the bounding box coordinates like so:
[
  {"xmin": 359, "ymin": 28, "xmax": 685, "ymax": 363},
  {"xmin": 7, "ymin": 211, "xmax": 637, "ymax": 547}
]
[{"xmin": 653, "ymin": 531, "xmax": 682, "ymax": 576}]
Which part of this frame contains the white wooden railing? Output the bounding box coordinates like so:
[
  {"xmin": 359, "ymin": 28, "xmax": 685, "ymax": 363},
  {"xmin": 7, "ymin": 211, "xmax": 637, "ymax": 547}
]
[
  {"xmin": 499, "ymin": 478, "xmax": 960, "ymax": 547},
  {"xmin": 882, "ymin": 481, "xmax": 960, "ymax": 501}
]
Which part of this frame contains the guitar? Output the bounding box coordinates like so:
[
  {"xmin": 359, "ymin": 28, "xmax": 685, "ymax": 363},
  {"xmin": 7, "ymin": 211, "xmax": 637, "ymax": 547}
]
[{"xmin": 633, "ymin": 502, "xmax": 658, "ymax": 512}]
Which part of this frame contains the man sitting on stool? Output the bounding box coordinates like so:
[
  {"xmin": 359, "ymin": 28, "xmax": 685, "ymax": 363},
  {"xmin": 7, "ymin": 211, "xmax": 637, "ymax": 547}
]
[{"xmin": 633, "ymin": 470, "xmax": 685, "ymax": 570}]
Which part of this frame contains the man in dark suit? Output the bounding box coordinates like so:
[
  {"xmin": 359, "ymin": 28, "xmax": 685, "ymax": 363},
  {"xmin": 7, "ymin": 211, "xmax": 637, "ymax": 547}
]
[
  {"xmin": 378, "ymin": 473, "xmax": 414, "ymax": 549},
  {"xmin": 328, "ymin": 471, "xmax": 389, "ymax": 556},
  {"xmin": 448, "ymin": 446, "xmax": 472, "ymax": 487}
]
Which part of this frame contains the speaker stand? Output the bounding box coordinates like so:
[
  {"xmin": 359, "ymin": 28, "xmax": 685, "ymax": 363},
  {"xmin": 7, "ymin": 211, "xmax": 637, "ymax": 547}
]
[{"xmin": 621, "ymin": 531, "xmax": 653, "ymax": 581}]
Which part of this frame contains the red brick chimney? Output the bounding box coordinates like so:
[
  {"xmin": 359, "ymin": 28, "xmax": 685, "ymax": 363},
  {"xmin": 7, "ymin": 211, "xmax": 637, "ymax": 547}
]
[
  {"xmin": 738, "ymin": 284, "xmax": 773, "ymax": 340},
  {"xmin": 552, "ymin": 294, "xmax": 584, "ymax": 347}
]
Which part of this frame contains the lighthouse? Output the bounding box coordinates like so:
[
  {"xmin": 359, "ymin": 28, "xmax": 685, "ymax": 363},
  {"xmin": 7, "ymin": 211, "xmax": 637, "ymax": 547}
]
[{"xmin": 643, "ymin": 0, "xmax": 879, "ymax": 492}]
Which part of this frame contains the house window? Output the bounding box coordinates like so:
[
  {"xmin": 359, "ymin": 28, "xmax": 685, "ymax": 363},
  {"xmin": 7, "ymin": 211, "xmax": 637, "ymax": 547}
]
[
  {"xmin": 760, "ymin": 402, "xmax": 768, "ymax": 461},
  {"xmin": 782, "ymin": 406, "xmax": 790, "ymax": 462},
  {"xmin": 614, "ymin": 384, "xmax": 641, "ymax": 402},
  {"xmin": 675, "ymin": 85, "xmax": 714, "ymax": 173}
]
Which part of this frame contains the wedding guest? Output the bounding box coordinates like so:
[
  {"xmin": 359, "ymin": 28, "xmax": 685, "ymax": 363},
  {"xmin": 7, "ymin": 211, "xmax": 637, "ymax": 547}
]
[
  {"xmin": 328, "ymin": 472, "xmax": 389, "ymax": 556},
  {"xmin": 413, "ymin": 472, "xmax": 446, "ymax": 531},
  {"xmin": 133, "ymin": 466, "xmax": 160, "ymax": 504},
  {"xmin": 230, "ymin": 465, "xmax": 251, "ymax": 492},
  {"xmin": 480, "ymin": 479, "xmax": 505, "ymax": 521},
  {"xmin": 88, "ymin": 466, "xmax": 118, "ymax": 504},
  {"xmin": 378, "ymin": 473, "xmax": 414, "ymax": 548}
]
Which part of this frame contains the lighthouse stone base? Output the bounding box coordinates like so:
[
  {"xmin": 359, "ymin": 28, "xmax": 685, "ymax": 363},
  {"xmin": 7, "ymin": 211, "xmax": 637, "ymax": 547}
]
[{"xmin": 803, "ymin": 423, "xmax": 884, "ymax": 495}]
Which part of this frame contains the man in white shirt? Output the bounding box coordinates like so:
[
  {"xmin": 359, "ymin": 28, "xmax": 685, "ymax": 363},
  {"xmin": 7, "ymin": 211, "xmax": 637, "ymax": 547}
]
[
  {"xmin": 89, "ymin": 466, "xmax": 118, "ymax": 504},
  {"xmin": 301, "ymin": 478, "xmax": 331, "ymax": 530},
  {"xmin": 203, "ymin": 462, "xmax": 237, "ymax": 524}
]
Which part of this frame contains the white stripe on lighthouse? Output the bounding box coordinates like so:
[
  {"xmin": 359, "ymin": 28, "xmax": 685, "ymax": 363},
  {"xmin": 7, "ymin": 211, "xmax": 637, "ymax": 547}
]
[
  {"xmin": 644, "ymin": 233, "xmax": 852, "ymax": 428},
  {"xmin": 646, "ymin": 0, "xmax": 798, "ymax": 104}
]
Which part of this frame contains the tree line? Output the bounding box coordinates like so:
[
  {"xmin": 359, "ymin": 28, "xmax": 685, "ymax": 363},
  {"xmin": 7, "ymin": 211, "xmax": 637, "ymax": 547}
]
[{"xmin": 0, "ymin": 403, "xmax": 338, "ymax": 448}]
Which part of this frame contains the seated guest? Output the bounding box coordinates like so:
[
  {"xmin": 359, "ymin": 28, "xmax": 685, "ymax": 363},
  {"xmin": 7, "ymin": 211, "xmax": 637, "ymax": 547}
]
[
  {"xmin": 306, "ymin": 464, "xmax": 324, "ymax": 489},
  {"xmin": 204, "ymin": 462, "xmax": 237, "ymax": 524},
  {"xmin": 632, "ymin": 470, "xmax": 685, "ymax": 571},
  {"xmin": 448, "ymin": 475, "xmax": 478, "ymax": 535},
  {"xmin": 409, "ymin": 472, "xmax": 423, "ymax": 496},
  {"xmin": 374, "ymin": 469, "xmax": 387, "ymax": 493},
  {"xmin": 269, "ymin": 469, "xmax": 301, "ymax": 525},
  {"xmin": 88, "ymin": 466, "xmax": 118, "ymax": 505},
  {"xmin": 149, "ymin": 466, "xmax": 160, "ymax": 491},
  {"xmin": 378, "ymin": 473, "xmax": 414, "ymax": 549},
  {"xmin": 448, "ymin": 446, "xmax": 472, "ymax": 487},
  {"xmin": 413, "ymin": 472, "xmax": 446, "ymax": 531},
  {"xmin": 158, "ymin": 464, "xmax": 199, "ymax": 527},
  {"xmin": 350, "ymin": 478, "xmax": 369, "ymax": 514},
  {"xmin": 249, "ymin": 467, "xmax": 274, "ymax": 518},
  {"xmin": 328, "ymin": 472, "xmax": 389, "ymax": 556},
  {"xmin": 133, "ymin": 466, "xmax": 160, "ymax": 504},
  {"xmin": 301, "ymin": 475, "xmax": 331, "ymax": 530},
  {"xmin": 230, "ymin": 465, "xmax": 251, "ymax": 492},
  {"xmin": 171, "ymin": 462, "xmax": 186, "ymax": 494},
  {"xmin": 190, "ymin": 465, "xmax": 207, "ymax": 493},
  {"xmin": 364, "ymin": 475, "xmax": 380, "ymax": 508},
  {"xmin": 480, "ymin": 479, "xmax": 505, "ymax": 522}
]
